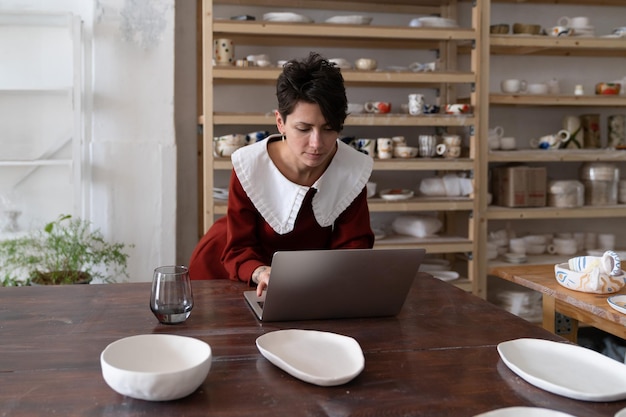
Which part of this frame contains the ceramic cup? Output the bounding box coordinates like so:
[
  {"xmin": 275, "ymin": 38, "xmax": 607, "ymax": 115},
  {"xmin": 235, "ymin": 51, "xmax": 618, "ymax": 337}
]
[
  {"xmin": 551, "ymin": 26, "xmax": 574, "ymax": 37},
  {"xmin": 408, "ymin": 94, "xmax": 425, "ymax": 116},
  {"xmin": 501, "ymin": 79, "xmax": 527, "ymax": 94},
  {"xmin": 436, "ymin": 143, "xmax": 461, "ymax": 158},
  {"xmin": 527, "ymin": 83, "xmax": 549, "ymax": 95},
  {"xmin": 354, "ymin": 58, "xmax": 377, "ymax": 71},
  {"xmin": 598, "ymin": 233, "xmax": 616, "ymax": 250},
  {"xmin": 393, "ymin": 146, "xmax": 418, "ymax": 158},
  {"xmin": 530, "ymin": 130, "xmax": 570, "ymax": 149},
  {"xmin": 377, "ymin": 137, "xmax": 393, "ymax": 159},
  {"xmin": 364, "ymin": 101, "xmax": 392, "ymax": 114},
  {"xmin": 499, "ymin": 137, "xmax": 517, "ymax": 150},
  {"xmin": 353, "ymin": 138, "xmax": 376, "ymax": 157},
  {"xmin": 558, "ymin": 16, "xmax": 590, "ymax": 28},
  {"xmin": 213, "ymin": 38, "xmax": 235, "ymax": 66},
  {"xmin": 548, "ymin": 238, "xmax": 578, "ymax": 255},
  {"xmin": 418, "ymin": 135, "xmax": 438, "ymax": 157},
  {"xmin": 444, "ymin": 104, "xmax": 471, "ymax": 115}
]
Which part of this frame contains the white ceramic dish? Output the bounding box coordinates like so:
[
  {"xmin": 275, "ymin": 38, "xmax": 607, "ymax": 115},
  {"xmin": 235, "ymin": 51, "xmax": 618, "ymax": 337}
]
[
  {"xmin": 325, "ymin": 15, "xmax": 372, "ymax": 25},
  {"xmin": 379, "ymin": 189, "xmax": 414, "ymax": 201},
  {"xmin": 474, "ymin": 407, "xmax": 576, "ymax": 417},
  {"xmin": 256, "ymin": 329, "xmax": 364, "ymax": 386},
  {"xmin": 263, "ymin": 12, "xmax": 313, "ymax": 23},
  {"xmin": 498, "ymin": 338, "xmax": 626, "ymax": 401},
  {"xmin": 100, "ymin": 334, "xmax": 212, "ymax": 401},
  {"xmin": 410, "ymin": 16, "xmax": 458, "ymax": 28},
  {"xmin": 616, "ymin": 407, "xmax": 626, "ymax": 417},
  {"xmin": 608, "ymin": 295, "xmax": 626, "ymax": 314},
  {"xmin": 430, "ymin": 270, "xmax": 460, "ymax": 282}
]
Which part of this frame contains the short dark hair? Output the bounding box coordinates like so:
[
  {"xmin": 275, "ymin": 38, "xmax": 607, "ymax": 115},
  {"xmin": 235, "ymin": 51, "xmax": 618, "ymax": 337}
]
[{"xmin": 276, "ymin": 52, "xmax": 347, "ymax": 132}]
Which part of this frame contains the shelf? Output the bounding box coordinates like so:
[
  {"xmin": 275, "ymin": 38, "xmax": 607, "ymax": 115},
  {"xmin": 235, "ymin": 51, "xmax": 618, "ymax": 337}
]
[
  {"xmin": 488, "ymin": 149, "xmax": 626, "ymax": 163},
  {"xmin": 210, "ymin": 157, "xmax": 476, "ymax": 171},
  {"xmin": 215, "ymin": 0, "xmax": 449, "ymax": 12},
  {"xmin": 368, "ymin": 196, "xmax": 474, "ymax": 212},
  {"xmin": 374, "ymin": 235, "xmax": 473, "ymax": 253},
  {"xmin": 213, "ymin": 67, "xmax": 476, "ymax": 86},
  {"xmin": 486, "ymin": 205, "xmax": 626, "ymax": 220},
  {"xmin": 0, "ymin": 160, "xmax": 72, "ymax": 167},
  {"xmin": 491, "ymin": 0, "xmax": 623, "ymax": 6},
  {"xmin": 490, "ymin": 35, "xmax": 626, "ymax": 57},
  {"xmin": 213, "ymin": 21, "xmax": 476, "ymax": 50},
  {"xmin": 209, "ymin": 112, "xmax": 476, "ymax": 127},
  {"xmin": 490, "ymin": 93, "xmax": 626, "ymax": 107}
]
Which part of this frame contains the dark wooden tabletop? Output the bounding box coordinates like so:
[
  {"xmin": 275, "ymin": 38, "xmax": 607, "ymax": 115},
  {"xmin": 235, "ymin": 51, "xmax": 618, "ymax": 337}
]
[{"xmin": 2, "ymin": 274, "xmax": 626, "ymax": 417}]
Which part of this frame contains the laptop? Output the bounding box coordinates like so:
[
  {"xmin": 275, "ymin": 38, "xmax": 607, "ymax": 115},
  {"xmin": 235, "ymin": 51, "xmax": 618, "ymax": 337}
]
[{"xmin": 243, "ymin": 248, "xmax": 425, "ymax": 321}]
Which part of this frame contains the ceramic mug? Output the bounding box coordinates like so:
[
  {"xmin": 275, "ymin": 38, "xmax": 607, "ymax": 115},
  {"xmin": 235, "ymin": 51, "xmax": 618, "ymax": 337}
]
[
  {"xmin": 436, "ymin": 143, "xmax": 461, "ymax": 158},
  {"xmin": 213, "ymin": 38, "xmax": 235, "ymax": 66},
  {"xmin": 530, "ymin": 130, "xmax": 570, "ymax": 149},
  {"xmin": 377, "ymin": 137, "xmax": 393, "ymax": 159},
  {"xmin": 353, "ymin": 138, "xmax": 376, "ymax": 157},
  {"xmin": 527, "ymin": 83, "xmax": 549, "ymax": 95},
  {"xmin": 551, "ymin": 26, "xmax": 574, "ymax": 37},
  {"xmin": 418, "ymin": 135, "xmax": 438, "ymax": 157},
  {"xmin": 354, "ymin": 58, "xmax": 377, "ymax": 71},
  {"xmin": 501, "ymin": 79, "xmax": 527, "ymax": 94},
  {"xmin": 365, "ymin": 101, "xmax": 392, "ymax": 114},
  {"xmin": 408, "ymin": 94, "xmax": 425, "ymax": 116}
]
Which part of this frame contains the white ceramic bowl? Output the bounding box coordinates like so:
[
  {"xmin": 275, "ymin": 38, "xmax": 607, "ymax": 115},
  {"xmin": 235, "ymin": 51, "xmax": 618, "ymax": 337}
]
[
  {"xmin": 101, "ymin": 334, "xmax": 212, "ymax": 401},
  {"xmin": 554, "ymin": 262, "xmax": 625, "ymax": 294}
]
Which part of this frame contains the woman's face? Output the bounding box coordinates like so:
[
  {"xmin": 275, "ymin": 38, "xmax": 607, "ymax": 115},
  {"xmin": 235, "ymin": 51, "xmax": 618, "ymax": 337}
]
[{"xmin": 276, "ymin": 101, "xmax": 339, "ymax": 169}]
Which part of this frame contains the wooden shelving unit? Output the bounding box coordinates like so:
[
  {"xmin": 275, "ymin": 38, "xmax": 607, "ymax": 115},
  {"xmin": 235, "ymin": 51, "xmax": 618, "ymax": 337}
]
[
  {"xmin": 202, "ymin": 0, "xmax": 488, "ymax": 295},
  {"xmin": 483, "ymin": 0, "xmax": 626, "ymax": 283}
]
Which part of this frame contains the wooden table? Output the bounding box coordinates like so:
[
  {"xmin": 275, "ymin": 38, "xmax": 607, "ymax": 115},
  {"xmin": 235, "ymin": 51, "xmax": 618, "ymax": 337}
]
[
  {"xmin": 2, "ymin": 275, "xmax": 626, "ymax": 416},
  {"xmin": 489, "ymin": 263, "xmax": 626, "ymax": 343}
]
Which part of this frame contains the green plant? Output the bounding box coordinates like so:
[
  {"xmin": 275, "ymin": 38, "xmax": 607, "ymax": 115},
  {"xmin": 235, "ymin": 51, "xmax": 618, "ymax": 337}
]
[{"xmin": 0, "ymin": 214, "xmax": 132, "ymax": 285}]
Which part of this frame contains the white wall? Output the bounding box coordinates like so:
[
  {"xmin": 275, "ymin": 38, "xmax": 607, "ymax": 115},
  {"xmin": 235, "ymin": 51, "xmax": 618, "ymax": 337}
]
[{"xmin": 1, "ymin": 0, "xmax": 181, "ymax": 282}]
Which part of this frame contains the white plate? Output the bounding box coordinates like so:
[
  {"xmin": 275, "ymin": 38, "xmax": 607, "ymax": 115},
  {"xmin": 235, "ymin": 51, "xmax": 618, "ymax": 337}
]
[
  {"xmin": 410, "ymin": 16, "xmax": 458, "ymax": 28},
  {"xmin": 263, "ymin": 12, "xmax": 313, "ymax": 23},
  {"xmin": 474, "ymin": 407, "xmax": 576, "ymax": 417},
  {"xmin": 608, "ymin": 295, "xmax": 626, "ymax": 314},
  {"xmin": 325, "ymin": 15, "xmax": 372, "ymax": 25},
  {"xmin": 616, "ymin": 407, "xmax": 626, "ymax": 417},
  {"xmin": 498, "ymin": 338, "xmax": 626, "ymax": 401},
  {"xmin": 379, "ymin": 189, "xmax": 414, "ymax": 201},
  {"xmin": 256, "ymin": 329, "xmax": 364, "ymax": 386},
  {"xmin": 430, "ymin": 270, "xmax": 460, "ymax": 282}
]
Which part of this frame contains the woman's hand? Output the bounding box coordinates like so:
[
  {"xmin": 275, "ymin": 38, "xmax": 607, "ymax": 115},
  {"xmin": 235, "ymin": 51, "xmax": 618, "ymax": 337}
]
[{"xmin": 252, "ymin": 265, "xmax": 271, "ymax": 297}]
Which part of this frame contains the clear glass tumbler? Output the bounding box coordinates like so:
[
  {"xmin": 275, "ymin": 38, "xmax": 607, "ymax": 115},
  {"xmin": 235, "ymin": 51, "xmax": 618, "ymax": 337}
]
[{"xmin": 150, "ymin": 265, "xmax": 194, "ymax": 324}]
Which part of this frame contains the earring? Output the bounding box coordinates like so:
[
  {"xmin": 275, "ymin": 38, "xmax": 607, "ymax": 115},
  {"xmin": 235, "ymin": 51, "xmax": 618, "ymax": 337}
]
[{"xmin": 281, "ymin": 134, "xmax": 286, "ymax": 141}]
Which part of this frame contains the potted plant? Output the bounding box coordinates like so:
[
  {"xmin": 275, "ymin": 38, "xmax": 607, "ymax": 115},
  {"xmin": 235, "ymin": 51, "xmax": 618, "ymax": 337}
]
[{"xmin": 0, "ymin": 214, "xmax": 132, "ymax": 285}]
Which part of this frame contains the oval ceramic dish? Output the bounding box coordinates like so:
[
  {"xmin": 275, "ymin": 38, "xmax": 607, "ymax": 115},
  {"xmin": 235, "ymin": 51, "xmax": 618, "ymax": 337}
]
[
  {"xmin": 379, "ymin": 189, "xmax": 414, "ymax": 201},
  {"xmin": 256, "ymin": 329, "xmax": 364, "ymax": 386},
  {"xmin": 325, "ymin": 15, "xmax": 372, "ymax": 25},
  {"xmin": 498, "ymin": 338, "xmax": 626, "ymax": 401},
  {"xmin": 608, "ymin": 295, "xmax": 626, "ymax": 314},
  {"xmin": 263, "ymin": 12, "xmax": 313, "ymax": 23}
]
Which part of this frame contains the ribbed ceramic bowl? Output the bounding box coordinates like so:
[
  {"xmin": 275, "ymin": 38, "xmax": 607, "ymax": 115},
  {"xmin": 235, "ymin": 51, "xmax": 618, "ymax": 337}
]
[
  {"xmin": 101, "ymin": 334, "xmax": 212, "ymax": 401},
  {"xmin": 513, "ymin": 23, "xmax": 542, "ymax": 35}
]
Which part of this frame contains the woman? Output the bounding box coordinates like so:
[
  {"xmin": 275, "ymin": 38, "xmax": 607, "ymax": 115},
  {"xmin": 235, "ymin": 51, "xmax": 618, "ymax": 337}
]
[{"xmin": 189, "ymin": 52, "xmax": 374, "ymax": 295}]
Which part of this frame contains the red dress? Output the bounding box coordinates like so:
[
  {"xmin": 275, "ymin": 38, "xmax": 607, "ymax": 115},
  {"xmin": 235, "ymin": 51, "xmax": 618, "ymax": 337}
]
[{"xmin": 189, "ymin": 138, "xmax": 374, "ymax": 284}]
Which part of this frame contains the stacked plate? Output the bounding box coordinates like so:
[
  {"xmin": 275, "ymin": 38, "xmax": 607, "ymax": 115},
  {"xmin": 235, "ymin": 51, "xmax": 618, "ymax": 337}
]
[
  {"xmin": 409, "ymin": 16, "xmax": 458, "ymax": 28},
  {"xmin": 325, "ymin": 15, "xmax": 372, "ymax": 25},
  {"xmin": 263, "ymin": 12, "xmax": 313, "ymax": 23}
]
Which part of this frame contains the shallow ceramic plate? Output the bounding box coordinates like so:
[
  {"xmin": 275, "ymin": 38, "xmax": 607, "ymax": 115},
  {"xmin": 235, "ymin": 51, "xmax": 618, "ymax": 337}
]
[
  {"xmin": 325, "ymin": 15, "xmax": 372, "ymax": 25},
  {"xmin": 616, "ymin": 407, "xmax": 626, "ymax": 417},
  {"xmin": 379, "ymin": 189, "xmax": 414, "ymax": 201},
  {"xmin": 474, "ymin": 407, "xmax": 576, "ymax": 417},
  {"xmin": 498, "ymin": 338, "xmax": 626, "ymax": 401},
  {"xmin": 430, "ymin": 270, "xmax": 460, "ymax": 282},
  {"xmin": 608, "ymin": 295, "xmax": 626, "ymax": 314},
  {"xmin": 263, "ymin": 12, "xmax": 313, "ymax": 23},
  {"xmin": 256, "ymin": 329, "xmax": 364, "ymax": 386}
]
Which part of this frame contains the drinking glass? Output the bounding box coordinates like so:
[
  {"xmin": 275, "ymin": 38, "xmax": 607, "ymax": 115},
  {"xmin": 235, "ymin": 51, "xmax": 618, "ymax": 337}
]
[{"xmin": 150, "ymin": 265, "xmax": 193, "ymax": 324}]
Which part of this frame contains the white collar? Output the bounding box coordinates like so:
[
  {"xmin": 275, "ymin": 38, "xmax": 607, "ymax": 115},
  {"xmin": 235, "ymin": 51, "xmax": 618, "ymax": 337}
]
[{"xmin": 231, "ymin": 135, "xmax": 373, "ymax": 234}]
